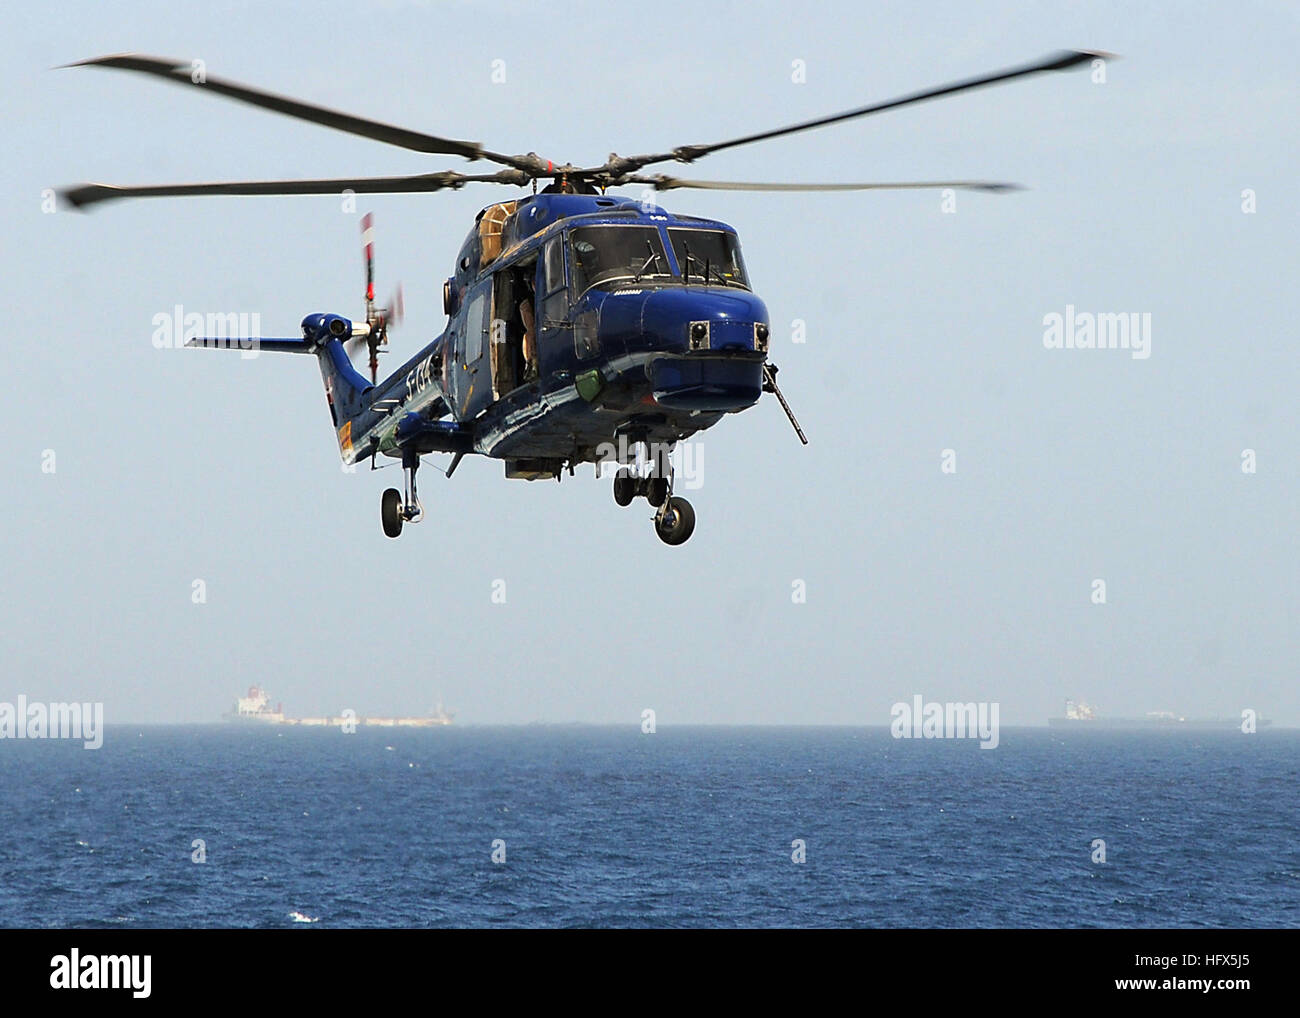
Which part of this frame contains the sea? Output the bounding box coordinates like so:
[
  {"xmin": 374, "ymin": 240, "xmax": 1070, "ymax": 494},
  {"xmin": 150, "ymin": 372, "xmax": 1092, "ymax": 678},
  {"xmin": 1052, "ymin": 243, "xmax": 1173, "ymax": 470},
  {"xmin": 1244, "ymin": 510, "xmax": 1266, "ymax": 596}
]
[{"xmin": 0, "ymin": 726, "xmax": 1296, "ymax": 928}]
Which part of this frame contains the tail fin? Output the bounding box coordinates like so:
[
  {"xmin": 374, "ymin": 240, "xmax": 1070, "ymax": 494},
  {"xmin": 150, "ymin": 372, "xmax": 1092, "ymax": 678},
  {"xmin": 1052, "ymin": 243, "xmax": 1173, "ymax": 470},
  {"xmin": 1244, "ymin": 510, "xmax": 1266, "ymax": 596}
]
[{"xmin": 298, "ymin": 314, "xmax": 373, "ymax": 428}]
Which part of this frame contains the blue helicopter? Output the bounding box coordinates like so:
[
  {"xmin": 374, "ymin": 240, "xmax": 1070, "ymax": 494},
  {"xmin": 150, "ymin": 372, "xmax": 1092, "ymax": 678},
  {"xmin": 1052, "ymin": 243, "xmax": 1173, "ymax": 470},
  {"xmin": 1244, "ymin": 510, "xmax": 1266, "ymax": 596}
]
[{"xmin": 63, "ymin": 50, "xmax": 1101, "ymax": 543}]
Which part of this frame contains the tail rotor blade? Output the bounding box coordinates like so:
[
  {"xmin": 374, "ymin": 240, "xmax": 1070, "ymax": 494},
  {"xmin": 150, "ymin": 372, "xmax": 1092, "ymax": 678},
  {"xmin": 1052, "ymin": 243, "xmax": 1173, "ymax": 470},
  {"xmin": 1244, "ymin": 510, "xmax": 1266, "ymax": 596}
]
[
  {"xmin": 355, "ymin": 213, "xmax": 402, "ymax": 384},
  {"xmin": 361, "ymin": 212, "xmax": 376, "ymax": 311}
]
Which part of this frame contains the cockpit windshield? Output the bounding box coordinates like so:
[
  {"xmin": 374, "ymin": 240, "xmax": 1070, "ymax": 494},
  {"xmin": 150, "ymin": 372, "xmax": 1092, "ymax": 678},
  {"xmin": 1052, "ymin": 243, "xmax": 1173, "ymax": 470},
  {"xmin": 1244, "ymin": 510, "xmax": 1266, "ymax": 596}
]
[
  {"xmin": 569, "ymin": 226, "xmax": 672, "ymax": 295},
  {"xmin": 669, "ymin": 228, "xmax": 748, "ymax": 289}
]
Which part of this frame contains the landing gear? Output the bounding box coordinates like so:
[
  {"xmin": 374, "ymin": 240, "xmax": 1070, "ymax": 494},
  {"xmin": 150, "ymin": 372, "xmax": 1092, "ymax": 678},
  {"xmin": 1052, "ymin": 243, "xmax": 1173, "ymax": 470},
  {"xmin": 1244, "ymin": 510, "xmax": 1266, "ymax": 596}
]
[
  {"xmin": 654, "ymin": 496, "xmax": 695, "ymax": 546},
  {"xmin": 609, "ymin": 438, "xmax": 696, "ymax": 545},
  {"xmin": 380, "ymin": 452, "xmax": 425, "ymax": 539}
]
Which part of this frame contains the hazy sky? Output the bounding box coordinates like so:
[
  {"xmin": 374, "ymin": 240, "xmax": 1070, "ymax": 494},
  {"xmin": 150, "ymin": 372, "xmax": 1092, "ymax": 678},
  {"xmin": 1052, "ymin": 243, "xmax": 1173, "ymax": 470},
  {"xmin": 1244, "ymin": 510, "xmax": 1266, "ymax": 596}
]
[{"xmin": 2, "ymin": 1, "xmax": 1295, "ymax": 725}]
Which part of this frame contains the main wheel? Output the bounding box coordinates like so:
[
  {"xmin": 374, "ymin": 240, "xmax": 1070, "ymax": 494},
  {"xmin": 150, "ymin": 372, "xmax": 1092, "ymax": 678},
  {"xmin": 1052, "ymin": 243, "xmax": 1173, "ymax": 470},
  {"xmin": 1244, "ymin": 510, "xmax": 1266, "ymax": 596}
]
[
  {"xmin": 381, "ymin": 488, "xmax": 404, "ymax": 538},
  {"xmin": 646, "ymin": 476, "xmax": 669, "ymax": 508},
  {"xmin": 613, "ymin": 469, "xmax": 635, "ymax": 507},
  {"xmin": 654, "ymin": 496, "xmax": 695, "ymax": 546}
]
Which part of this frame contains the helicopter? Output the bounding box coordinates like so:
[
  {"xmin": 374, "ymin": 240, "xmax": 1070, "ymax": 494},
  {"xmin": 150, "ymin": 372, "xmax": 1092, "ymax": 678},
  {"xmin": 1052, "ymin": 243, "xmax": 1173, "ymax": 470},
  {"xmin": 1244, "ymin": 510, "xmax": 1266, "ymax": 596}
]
[{"xmin": 62, "ymin": 49, "xmax": 1103, "ymax": 544}]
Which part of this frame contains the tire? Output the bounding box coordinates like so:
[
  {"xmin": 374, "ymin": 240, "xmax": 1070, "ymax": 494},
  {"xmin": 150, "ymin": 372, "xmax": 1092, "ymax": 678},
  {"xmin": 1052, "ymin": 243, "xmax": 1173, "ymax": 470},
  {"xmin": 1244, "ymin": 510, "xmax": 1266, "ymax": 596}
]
[
  {"xmin": 647, "ymin": 477, "xmax": 669, "ymax": 508},
  {"xmin": 381, "ymin": 488, "xmax": 404, "ymax": 538},
  {"xmin": 654, "ymin": 497, "xmax": 695, "ymax": 546},
  {"xmin": 613, "ymin": 469, "xmax": 635, "ymax": 507}
]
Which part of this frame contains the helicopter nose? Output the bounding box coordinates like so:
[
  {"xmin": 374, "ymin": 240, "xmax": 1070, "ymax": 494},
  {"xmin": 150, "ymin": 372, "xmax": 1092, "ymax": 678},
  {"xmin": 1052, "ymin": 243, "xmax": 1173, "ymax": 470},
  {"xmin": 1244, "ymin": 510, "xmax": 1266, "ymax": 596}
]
[
  {"xmin": 629, "ymin": 288, "xmax": 770, "ymax": 411},
  {"xmin": 638, "ymin": 287, "xmax": 769, "ymax": 353}
]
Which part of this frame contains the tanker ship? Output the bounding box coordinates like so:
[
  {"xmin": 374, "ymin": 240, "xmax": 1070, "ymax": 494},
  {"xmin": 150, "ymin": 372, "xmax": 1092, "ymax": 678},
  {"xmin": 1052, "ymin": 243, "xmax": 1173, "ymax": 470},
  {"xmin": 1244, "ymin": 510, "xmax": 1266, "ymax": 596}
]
[
  {"xmin": 1048, "ymin": 698, "xmax": 1269, "ymax": 730},
  {"xmin": 223, "ymin": 686, "xmax": 452, "ymax": 726}
]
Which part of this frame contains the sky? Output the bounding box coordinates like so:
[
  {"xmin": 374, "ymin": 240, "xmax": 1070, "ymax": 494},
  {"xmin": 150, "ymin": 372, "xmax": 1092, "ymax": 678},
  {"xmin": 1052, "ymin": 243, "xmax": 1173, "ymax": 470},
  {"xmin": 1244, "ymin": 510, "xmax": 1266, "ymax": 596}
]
[{"xmin": 1, "ymin": 0, "xmax": 1295, "ymax": 725}]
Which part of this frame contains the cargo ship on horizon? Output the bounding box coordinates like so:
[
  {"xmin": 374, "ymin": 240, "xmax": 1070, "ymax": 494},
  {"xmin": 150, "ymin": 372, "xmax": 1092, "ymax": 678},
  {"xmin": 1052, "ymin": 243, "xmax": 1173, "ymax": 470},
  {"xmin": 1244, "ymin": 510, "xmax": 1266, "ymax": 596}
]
[
  {"xmin": 223, "ymin": 686, "xmax": 453, "ymax": 727},
  {"xmin": 1048, "ymin": 698, "xmax": 1268, "ymax": 730}
]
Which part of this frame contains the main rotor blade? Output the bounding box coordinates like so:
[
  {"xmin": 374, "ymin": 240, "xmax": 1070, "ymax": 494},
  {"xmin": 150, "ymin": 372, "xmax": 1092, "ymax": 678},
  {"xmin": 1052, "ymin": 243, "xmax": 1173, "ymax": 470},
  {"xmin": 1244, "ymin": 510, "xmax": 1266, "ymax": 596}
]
[
  {"xmin": 630, "ymin": 175, "xmax": 1021, "ymax": 193},
  {"xmin": 61, "ymin": 170, "xmax": 528, "ymax": 210},
  {"xmin": 600, "ymin": 50, "xmax": 1106, "ymax": 178},
  {"xmin": 65, "ymin": 54, "xmax": 542, "ymax": 173}
]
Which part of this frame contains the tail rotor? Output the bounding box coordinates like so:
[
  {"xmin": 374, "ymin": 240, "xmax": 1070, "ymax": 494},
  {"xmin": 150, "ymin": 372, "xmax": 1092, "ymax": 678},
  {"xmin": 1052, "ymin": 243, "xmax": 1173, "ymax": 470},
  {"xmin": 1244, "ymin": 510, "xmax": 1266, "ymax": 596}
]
[{"xmin": 347, "ymin": 212, "xmax": 403, "ymax": 384}]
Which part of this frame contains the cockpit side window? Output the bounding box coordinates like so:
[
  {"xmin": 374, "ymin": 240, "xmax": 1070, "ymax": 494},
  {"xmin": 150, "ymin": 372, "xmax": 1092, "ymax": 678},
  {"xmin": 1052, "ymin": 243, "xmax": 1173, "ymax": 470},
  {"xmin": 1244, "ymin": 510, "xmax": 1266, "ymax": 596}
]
[
  {"xmin": 540, "ymin": 236, "xmax": 567, "ymax": 325},
  {"xmin": 543, "ymin": 236, "xmax": 564, "ymax": 293}
]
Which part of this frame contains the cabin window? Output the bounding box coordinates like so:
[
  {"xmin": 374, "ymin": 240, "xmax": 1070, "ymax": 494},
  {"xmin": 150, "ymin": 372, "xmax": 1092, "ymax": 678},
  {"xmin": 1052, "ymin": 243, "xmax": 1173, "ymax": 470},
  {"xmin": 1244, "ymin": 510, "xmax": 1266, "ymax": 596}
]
[
  {"xmin": 465, "ymin": 289, "xmax": 489, "ymax": 364},
  {"xmin": 668, "ymin": 229, "xmax": 749, "ymax": 288},
  {"xmin": 569, "ymin": 226, "xmax": 671, "ymax": 297}
]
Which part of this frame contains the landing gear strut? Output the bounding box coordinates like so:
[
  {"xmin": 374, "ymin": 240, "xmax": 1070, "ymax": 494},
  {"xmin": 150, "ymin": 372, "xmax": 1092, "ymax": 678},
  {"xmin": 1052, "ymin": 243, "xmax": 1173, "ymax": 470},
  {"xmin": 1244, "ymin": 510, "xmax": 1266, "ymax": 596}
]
[{"xmin": 381, "ymin": 451, "xmax": 425, "ymax": 539}]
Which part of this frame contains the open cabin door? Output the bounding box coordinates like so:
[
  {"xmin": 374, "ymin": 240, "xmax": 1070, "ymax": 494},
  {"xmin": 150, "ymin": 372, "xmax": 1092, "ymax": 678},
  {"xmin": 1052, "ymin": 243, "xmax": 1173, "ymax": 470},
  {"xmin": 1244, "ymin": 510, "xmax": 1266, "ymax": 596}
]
[
  {"xmin": 486, "ymin": 256, "xmax": 541, "ymax": 401},
  {"xmin": 489, "ymin": 274, "xmax": 515, "ymax": 399}
]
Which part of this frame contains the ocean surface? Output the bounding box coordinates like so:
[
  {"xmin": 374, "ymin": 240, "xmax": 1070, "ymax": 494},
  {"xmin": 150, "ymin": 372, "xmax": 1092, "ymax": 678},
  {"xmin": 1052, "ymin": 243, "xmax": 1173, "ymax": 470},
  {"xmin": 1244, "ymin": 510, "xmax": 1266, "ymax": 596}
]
[{"xmin": 1, "ymin": 726, "xmax": 1296, "ymax": 928}]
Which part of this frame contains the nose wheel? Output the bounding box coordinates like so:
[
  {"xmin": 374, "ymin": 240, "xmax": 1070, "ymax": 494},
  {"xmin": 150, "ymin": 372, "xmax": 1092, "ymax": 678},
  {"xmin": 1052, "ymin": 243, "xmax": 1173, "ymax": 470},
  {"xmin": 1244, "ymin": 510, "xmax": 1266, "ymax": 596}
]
[{"xmin": 654, "ymin": 496, "xmax": 695, "ymax": 546}]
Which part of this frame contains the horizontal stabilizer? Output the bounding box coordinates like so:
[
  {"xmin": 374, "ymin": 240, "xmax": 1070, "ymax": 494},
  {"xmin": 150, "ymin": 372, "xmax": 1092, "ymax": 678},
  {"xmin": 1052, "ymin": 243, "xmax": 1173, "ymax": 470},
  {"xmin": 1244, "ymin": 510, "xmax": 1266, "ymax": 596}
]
[{"xmin": 186, "ymin": 337, "xmax": 315, "ymax": 354}]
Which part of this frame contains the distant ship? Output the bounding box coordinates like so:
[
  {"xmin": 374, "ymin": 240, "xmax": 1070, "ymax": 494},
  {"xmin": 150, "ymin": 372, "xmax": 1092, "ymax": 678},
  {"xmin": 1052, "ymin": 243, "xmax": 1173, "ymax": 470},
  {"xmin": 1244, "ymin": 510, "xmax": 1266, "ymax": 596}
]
[
  {"xmin": 1048, "ymin": 698, "xmax": 1268, "ymax": 730},
  {"xmin": 223, "ymin": 686, "xmax": 453, "ymax": 727},
  {"xmin": 224, "ymin": 686, "xmax": 286, "ymax": 723}
]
